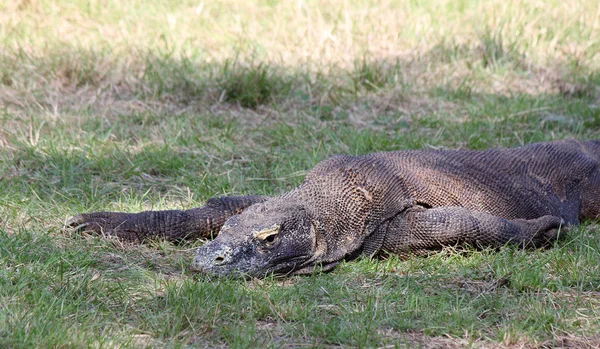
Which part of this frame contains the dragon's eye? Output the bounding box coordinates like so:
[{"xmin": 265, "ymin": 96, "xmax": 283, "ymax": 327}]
[
  {"xmin": 264, "ymin": 234, "xmax": 277, "ymax": 245},
  {"xmin": 253, "ymin": 225, "xmax": 280, "ymax": 247}
]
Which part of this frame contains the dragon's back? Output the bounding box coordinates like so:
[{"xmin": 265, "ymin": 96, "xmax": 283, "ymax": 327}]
[{"xmin": 308, "ymin": 140, "xmax": 600, "ymax": 223}]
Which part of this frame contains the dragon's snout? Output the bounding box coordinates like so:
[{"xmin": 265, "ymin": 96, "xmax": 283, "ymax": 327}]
[{"xmin": 190, "ymin": 243, "xmax": 235, "ymax": 273}]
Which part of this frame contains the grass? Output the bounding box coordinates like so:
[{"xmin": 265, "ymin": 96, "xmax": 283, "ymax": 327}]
[{"xmin": 1, "ymin": 0, "xmax": 600, "ymax": 347}]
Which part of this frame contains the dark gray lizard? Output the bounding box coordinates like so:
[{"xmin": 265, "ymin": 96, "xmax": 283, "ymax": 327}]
[{"xmin": 68, "ymin": 139, "xmax": 600, "ymax": 277}]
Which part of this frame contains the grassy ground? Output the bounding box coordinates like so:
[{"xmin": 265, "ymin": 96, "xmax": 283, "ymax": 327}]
[{"xmin": 1, "ymin": 0, "xmax": 600, "ymax": 347}]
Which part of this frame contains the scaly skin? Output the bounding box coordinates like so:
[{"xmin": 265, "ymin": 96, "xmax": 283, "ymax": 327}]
[
  {"xmin": 68, "ymin": 195, "xmax": 268, "ymax": 241},
  {"xmin": 69, "ymin": 139, "xmax": 600, "ymax": 277}
]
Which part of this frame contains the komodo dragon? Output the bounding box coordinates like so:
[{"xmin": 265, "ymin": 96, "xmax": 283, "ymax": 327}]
[{"xmin": 68, "ymin": 139, "xmax": 600, "ymax": 277}]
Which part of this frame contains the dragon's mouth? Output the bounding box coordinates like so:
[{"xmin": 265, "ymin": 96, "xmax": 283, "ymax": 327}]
[
  {"xmin": 251, "ymin": 255, "xmax": 312, "ymax": 277},
  {"xmin": 191, "ymin": 243, "xmax": 311, "ymax": 277},
  {"xmin": 285, "ymin": 260, "xmax": 340, "ymax": 275},
  {"xmin": 264, "ymin": 253, "xmax": 341, "ymax": 276},
  {"xmin": 191, "ymin": 241, "xmax": 341, "ymax": 277}
]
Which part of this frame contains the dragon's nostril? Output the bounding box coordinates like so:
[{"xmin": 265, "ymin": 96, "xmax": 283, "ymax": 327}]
[{"xmin": 214, "ymin": 256, "xmax": 225, "ymax": 264}]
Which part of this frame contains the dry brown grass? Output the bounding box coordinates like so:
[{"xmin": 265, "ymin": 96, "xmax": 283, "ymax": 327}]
[
  {"xmin": 4, "ymin": 0, "xmax": 599, "ymax": 64},
  {"xmin": 1, "ymin": 0, "xmax": 598, "ymax": 117}
]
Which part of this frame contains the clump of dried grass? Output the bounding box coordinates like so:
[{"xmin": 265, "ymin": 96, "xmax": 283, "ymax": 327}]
[{"xmin": 1, "ymin": 0, "xmax": 598, "ymax": 117}]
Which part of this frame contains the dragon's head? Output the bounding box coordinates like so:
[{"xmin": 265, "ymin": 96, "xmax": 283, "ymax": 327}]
[{"xmin": 191, "ymin": 198, "xmax": 334, "ymax": 277}]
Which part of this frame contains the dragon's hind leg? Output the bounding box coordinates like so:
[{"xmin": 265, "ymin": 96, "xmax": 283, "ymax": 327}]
[{"xmin": 381, "ymin": 206, "xmax": 565, "ymax": 257}]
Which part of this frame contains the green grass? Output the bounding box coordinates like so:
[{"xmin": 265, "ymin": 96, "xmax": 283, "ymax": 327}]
[{"xmin": 1, "ymin": 0, "xmax": 600, "ymax": 347}]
